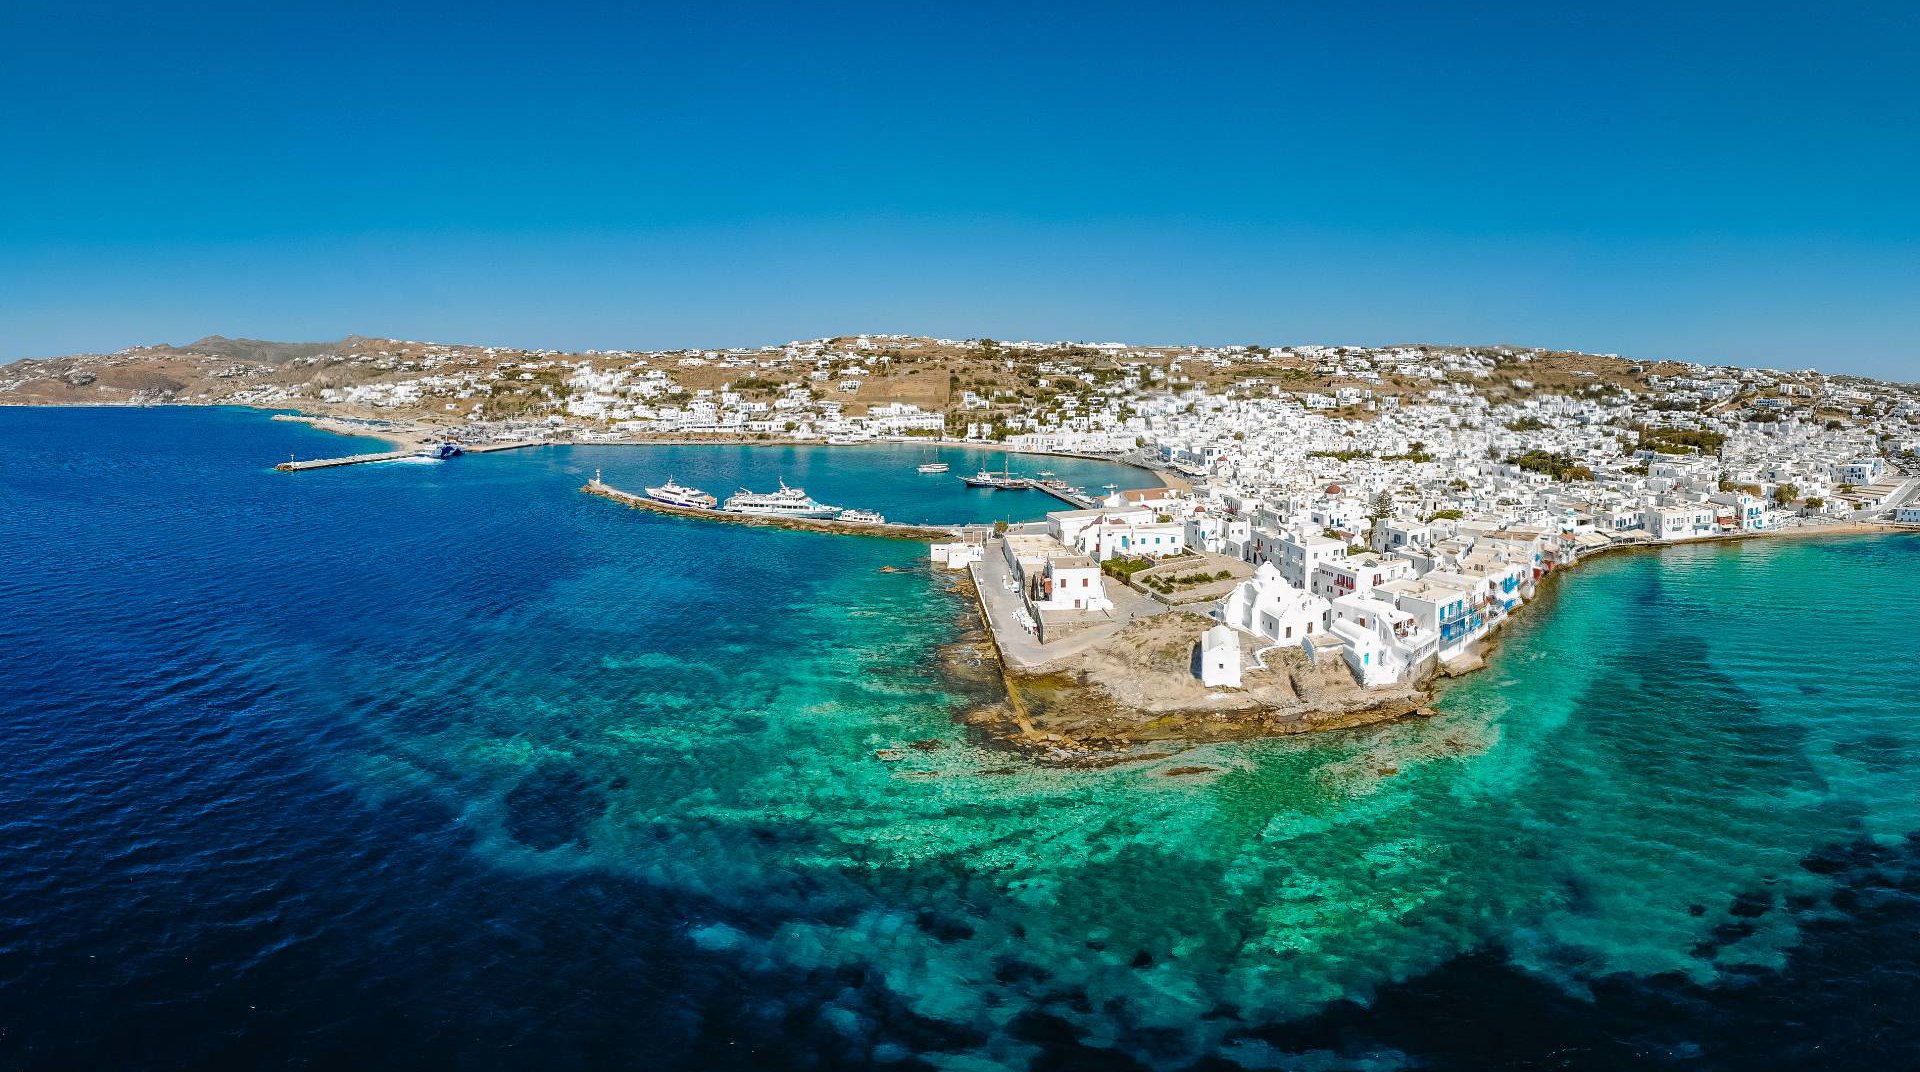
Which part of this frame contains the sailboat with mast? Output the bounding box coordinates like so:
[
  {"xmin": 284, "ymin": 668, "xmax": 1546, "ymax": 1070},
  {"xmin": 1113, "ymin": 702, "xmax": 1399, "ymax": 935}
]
[{"xmin": 960, "ymin": 454, "xmax": 1031, "ymax": 490}]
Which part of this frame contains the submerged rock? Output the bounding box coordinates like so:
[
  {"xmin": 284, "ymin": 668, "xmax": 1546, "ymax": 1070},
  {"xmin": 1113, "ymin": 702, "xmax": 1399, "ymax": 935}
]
[{"xmin": 503, "ymin": 764, "xmax": 609, "ymax": 851}]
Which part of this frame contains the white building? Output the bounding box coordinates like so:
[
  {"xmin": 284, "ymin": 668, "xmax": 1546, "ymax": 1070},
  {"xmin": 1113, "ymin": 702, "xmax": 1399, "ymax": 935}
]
[
  {"xmin": 1185, "ymin": 512, "xmax": 1252, "ymax": 556},
  {"xmin": 1835, "ymin": 457, "xmax": 1885, "ymax": 485},
  {"xmin": 929, "ymin": 542, "xmax": 984, "ymax": 570},
  {"xmin": 1061, "ymin": 514, "xmax": 1187, "ymax": 561},
  {"xmin": 1642, "ymin": 505, "xmax": 1720, "ymax": 540},
  {"xmin": 1216, "ymin": 563, "xmax": 1332, "ymax": 645},
  {"xmin": 1311, "ymin": 553, "xmax": 1414, "ymax": 601},
  {"xmin": 1199, "ymin": 625, "xmax": 1242, "ymax": 689},
  {"xmin": 1269, "ymin": 532, "xmax": 1349, "ymax": 588},
  {"xmin": 1030, "ymin": 556, "xmax": 1113, "ymax": 613},
  {"xmin": 1328, "ymin": 593, "xmax": 1438, "ymax": 687}
]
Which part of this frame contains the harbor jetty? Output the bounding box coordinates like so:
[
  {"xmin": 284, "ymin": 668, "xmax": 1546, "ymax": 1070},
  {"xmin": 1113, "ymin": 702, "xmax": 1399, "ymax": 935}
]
[
  {"xmin": 275, "ymin": 439, "xmax": 543, "ymax": 471},
  {"xmin": 584, "ymin": 476, "xmax": 965, "ymax": 541},
  {"xmin": 1029, "ymin": 481, "xmax": 1099, "ymax": 509}
]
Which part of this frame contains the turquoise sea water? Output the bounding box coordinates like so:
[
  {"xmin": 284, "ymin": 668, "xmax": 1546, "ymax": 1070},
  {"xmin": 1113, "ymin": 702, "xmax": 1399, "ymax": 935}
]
[{"xmin": 5, "ymin": 406, "xmax": 1920, "ymax": 1070}]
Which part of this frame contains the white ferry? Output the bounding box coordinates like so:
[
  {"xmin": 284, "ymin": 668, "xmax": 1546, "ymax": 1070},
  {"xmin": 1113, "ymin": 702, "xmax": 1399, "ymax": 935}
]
[
  {"xmin": 644, "ymin": 477, "xmax": 718, "ymax": 509},
  {"xmin": 837, "ymin": 508, "xmax": 887, "ymax": 524},
  {"xmin": 723, "ymin": 481, "xmax": 841, "ymax": 519}
]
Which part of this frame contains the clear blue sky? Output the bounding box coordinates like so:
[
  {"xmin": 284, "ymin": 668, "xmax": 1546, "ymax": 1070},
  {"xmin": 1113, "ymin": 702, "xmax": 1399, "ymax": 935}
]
[{"xmin": 4, "ymin": 1, "xmax": 1917, "ymax": 378}]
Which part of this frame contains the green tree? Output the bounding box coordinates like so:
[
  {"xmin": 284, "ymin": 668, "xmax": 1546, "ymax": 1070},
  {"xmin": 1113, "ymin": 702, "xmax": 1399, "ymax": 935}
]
[{"xmin": 1369, "ymin": 490, "xmax": 1394, "ymax": 524}]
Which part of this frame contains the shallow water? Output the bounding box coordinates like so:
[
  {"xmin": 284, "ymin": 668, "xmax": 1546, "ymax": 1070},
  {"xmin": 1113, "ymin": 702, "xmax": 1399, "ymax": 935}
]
[{"xmin": 4, "ymin": 407, "xmax": 1919, "ymax": 1070}]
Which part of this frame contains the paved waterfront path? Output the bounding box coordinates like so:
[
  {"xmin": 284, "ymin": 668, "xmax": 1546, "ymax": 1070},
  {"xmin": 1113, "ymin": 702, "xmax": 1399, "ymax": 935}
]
[{"xmin": 969, "ymin": 537, "xmax": 1168, "ymax": 669}]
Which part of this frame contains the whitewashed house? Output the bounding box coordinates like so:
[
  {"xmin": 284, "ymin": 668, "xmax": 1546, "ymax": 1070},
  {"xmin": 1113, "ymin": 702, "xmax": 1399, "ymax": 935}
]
[
  {"xmin": 1215, "ymin": 563, "xmax": 1333, "ymax": 645},
  {"xmin": 1311, "ymin": 553, "xmax": 1414, "ymax": 601},
  {"xmin": 1327, "ymin": 593, "xmax": 1438, "ymax": 686},
  {"xmin": 1641, "ymin": 504, "xmax": 1720, "ymax": 540},
  {"xmin": 1199, "ymin": 625, "xmax": 1242, "ymax": 689},
  {"xmin": 1067, "ymin": 515, "xmax": 1187, "ymax": 561},
  {"xmin": 1030, "ymin": 556, "xmax": 1113, "ymax": 613},
  {"xmin": 929, "ymin": 542, "xmax": 984, "ymax": 570},
  {"xmin": 1271, "ymin": 532, "xmax": 1349, "ymax": 588},
  {"xmin": 1376, "ymin": 576, "xmax": 1480, "ymax": 659}
]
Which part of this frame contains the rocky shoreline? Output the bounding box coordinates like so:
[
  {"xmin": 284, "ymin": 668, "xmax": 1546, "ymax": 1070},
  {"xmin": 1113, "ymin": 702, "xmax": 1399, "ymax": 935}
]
[
  {"xmin": 933, "ymin": 525, "xmax": 1913, "ymax": 767},
  {"xmin": 935, "ymin": 571, "xmax": 1439, "ymax": 767}
]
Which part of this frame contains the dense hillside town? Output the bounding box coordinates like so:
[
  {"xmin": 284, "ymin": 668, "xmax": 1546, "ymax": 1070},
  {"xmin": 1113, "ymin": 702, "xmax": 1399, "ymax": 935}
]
[{"xmin": 8, "ymin": 330, "xmax": 1918, "ymax": 695}]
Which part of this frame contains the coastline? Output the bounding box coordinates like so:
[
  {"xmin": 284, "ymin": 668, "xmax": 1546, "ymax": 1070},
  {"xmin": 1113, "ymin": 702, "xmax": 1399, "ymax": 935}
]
[
  {"xmin": 1426, "ymin": 521, "xmax": 1916, "ymax": 704},
  {"xmin": 267, "ymin": 411, "xmax": 425, "ymax": 451},
  {"xmin": 943, "ymin": 521, "xmax": 1913, "ymax": 765},
  {"xmin": 240, "ymin": 402, "xmax": 1186, "ymax": 489},
  {"xmin": 942, "ymin": 563, "xmax": 1434, "ymax": 766},
  {"xmin": 0, "ymin": 397, "xmax": 1192, "ymax": 495},
  {"xmin": 26, "ymin": 402, "xmax": 1904, "ymax": 764}
]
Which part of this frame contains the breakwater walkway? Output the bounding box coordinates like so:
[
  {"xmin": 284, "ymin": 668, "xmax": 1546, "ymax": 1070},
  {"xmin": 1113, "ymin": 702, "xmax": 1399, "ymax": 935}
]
[
  {"xmin": 583, "ymin": 478, "xmax": 967, "ymax": 541},
  {"xmin": 275, "ymin": 440, "xmax": 544, "ymax": 471},
  {"xmin": 1028, "ymin": 481, "xmax": 1099, "ymax": 509}
]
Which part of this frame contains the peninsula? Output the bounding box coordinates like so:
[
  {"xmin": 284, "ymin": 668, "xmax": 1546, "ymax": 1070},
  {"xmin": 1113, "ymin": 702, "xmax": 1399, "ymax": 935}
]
[{"xmin": 7, "ymin": 333, "xmax": 1918, "ymax": 761}]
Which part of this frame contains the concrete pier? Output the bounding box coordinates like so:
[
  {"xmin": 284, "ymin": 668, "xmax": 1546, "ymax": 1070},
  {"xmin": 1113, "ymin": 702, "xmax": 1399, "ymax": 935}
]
[
  {"xmin": 274, "ymin": 440, "xmax": 543, "ymax": 471},
  {"xmin": 584, "ymin": 478, "xmax": 961, "ymax": 541},
  {"xmin": 275, "ymin": 450, "xmax": 415, "ymax": 471},
  {"xmin": 1029, "ymin": 481, "xmax": 1099, "ymax": 509}
]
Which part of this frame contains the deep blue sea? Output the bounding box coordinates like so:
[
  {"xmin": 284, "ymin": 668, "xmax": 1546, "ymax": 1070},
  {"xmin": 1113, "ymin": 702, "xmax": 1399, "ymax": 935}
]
[{"xmin": 6, "ymin": 407, "xmax": 1920, "ymax": 1071}]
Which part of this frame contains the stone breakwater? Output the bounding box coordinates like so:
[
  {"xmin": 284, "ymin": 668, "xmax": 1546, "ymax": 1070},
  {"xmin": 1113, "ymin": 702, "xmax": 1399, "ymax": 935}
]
[{"xmin": 582, "ymin": 478, "xmax": 965, "ymax": 541}]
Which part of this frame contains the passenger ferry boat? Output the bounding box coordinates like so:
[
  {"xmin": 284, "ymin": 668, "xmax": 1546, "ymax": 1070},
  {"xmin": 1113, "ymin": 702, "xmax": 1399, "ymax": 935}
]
[
  {"xmin": 416, "ymin": 442, "xmax": 463, "ymax": 460},
  {"xmin": 723, "ymin": 481, "xmax": 841, "ymax": 518},
  {"xmin": 836, "ymin": 508, "xmax": 887, "ymax": 524},
  {"xmin": 644, "ymin": 477, "xmax": 718, "ymax": 509}
]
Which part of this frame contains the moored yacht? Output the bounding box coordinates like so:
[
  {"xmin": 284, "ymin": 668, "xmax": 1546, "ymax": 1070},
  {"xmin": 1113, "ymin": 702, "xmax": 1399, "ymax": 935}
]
[
  {"xmin": 960, "ymin": 453, "xmax": 1030, "ymax": 489},
  {"xmin": 916, "ymin": 461, "xmax": 950, "ymax": 474},
  {"xmin": 645, "ymin": 477, "xmax": 718, "ymax": 509},
  {"xmin": 961, "ymin": 466, "xmax": 1031, "ymax": 490},
  {"xmin": 724, "ymin": 481, "xmax": 841, "ymax": 518},
  {"xmin": 837, "ymin": 508, "xmax": 887, "ymax": 524}
]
